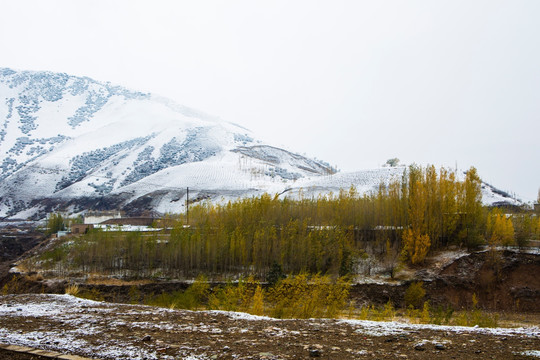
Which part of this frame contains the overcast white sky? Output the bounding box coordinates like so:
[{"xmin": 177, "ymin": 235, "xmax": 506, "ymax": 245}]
[{"xmin": 1, "ymin": 0, "xmax": 539, "ymax": 201}]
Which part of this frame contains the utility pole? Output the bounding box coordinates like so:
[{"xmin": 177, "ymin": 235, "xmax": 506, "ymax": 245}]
[{"xmin": 186, "ymin": 187, "xmax": 189, "ymax": 226}]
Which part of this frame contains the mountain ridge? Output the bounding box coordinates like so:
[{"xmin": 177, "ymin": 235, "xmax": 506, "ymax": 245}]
[
  {"xmin": 0, "ymin": 68, "xmax": 519, "ymax": 220},
  {"xmin": 0, "ymin": 68, "xmax": 336, "ymax": 219}
]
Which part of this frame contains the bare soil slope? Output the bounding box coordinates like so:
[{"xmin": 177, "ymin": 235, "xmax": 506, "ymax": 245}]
[{"xmin": 427, "ymin": 250, "xmax": 540, "ymax": 312}]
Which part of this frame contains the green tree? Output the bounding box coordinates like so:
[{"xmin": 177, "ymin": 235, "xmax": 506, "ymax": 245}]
[
  {"xmin": 46, "ymin": 213, "xmax": 65, "ymax": 235},
  {"xmin": 404, "ymin": 281, "xmax": 426, "ymax": 309},
  {"xmin": 514, "ymin": 215, "xmax": 533, "ymax": 249},
  {"xmin": 536, "ymin": 188, "xmax": 540, "ymax": 215},
  {"xmin": 385, "ymin": 158, "xmax": 400, "ymax": 167},
  {"xmin": 266, "ymin": 262, "xmax": 285, "ymax": 286}
]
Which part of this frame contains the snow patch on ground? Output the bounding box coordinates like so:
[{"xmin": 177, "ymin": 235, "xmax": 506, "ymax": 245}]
[
  {"xmin": 208, "ymin": 310, "xmax": 274, "ymax": 321},
  {"xmin": 339, "ymin": 318, "xmax": 540, "ymax": 338},
  {"xmin": 521, "ymin": 350, "xmax": 540, "ymax": 358},
  {"xmin": 0, "ymin": 295, "xmax": 166, "ymax": 359}
]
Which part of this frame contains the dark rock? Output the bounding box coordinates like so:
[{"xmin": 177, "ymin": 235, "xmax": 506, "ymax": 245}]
[
  {"xmin": 414, "ymin": 343, "xmax": 426, "ymax": 351},
  {"xmin": 141, "ymin": 335, "xmax": 152, "ymax": 342},
  {"xmin": 435, "ymin": 343, "xmax": 445, "ymax": 350},
  {"xmin": 309, "ymin": 349, "xmax": 322, "ymax": 357}
]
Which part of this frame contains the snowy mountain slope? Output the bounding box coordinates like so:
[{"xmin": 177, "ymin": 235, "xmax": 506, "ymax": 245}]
[
  {"xmin": 0, "ymin": 68, "xmax": 337, "ymax": 218},
  {"xmin": 0, "ymin": 68, "xmax": 519, "ymax": 219}
]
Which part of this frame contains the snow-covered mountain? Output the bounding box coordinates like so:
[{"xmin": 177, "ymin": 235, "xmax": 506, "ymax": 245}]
[{"xmin": 0, "ymin": 68, "xmax": 520, "ymax": 219}]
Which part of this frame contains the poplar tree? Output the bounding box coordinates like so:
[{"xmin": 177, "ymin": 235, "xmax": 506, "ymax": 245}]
[
  {"xmin": 514, "ymin": 214, "xmax": 533, "ymax": 249},
  {"xmin": 439, "ymin": 168, "xmax": 458, "ymax": 246},
  {"xmin": 402, "ymin": 165, "xmax": 431, "ymax": 264},
  {"xmin": 460, "ymin": 167, "xmax": 484, "ymax": 249},
  {"xmin": 487, "ymin": 209, "xmax": 515, "ymax": 248},
  {"xmin": 46, "ymin": 213, "xmax": 65, "ymax": 235}
]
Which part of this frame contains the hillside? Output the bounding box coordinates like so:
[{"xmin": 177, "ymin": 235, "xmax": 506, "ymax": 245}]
[
  {"xmin": 0, "ymin": 68, "xmax": 335, "ymax": 219},
  {"xmin": 0, "ymin": 68, "xmax": 519, "ymax": 220}
]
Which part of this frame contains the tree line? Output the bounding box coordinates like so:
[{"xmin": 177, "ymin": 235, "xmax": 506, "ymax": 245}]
[{"xmin": 40, "ymin": 165, "xmax": 540, "ymax": 279}]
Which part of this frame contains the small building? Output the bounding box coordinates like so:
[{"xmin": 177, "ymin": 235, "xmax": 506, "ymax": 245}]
[
  {"xmin": 100, "ymin": 217, "xmax": 155, "ymax": 227},
  {"xmin": 71, "ymin": 224, "xmax": 94, "ymax": 234},
  {"xmin": 84, "ymin": 211, "xmax": 123, "ymax": 225}
]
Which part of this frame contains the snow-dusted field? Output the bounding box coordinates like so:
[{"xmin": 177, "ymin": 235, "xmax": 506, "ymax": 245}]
[{"xmin": 0, "ymin": 294, "xmax": 538, "ymax": 359}]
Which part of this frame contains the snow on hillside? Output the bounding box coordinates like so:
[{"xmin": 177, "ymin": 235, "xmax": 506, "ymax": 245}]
[
  {"xmin": 0, "ymin": 68, "xmax": 336, "ymax": 219},
  {"xmin": 0, "ymin": 68, "xmax": 521, "ymax": 219}
]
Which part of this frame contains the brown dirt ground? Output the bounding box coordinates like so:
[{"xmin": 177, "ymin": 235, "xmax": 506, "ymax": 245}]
[{"xmin": 0, "ymin": 294, "xmax": 539, "ymax": 360}]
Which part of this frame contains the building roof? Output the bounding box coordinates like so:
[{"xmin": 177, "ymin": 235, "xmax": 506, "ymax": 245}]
[{"xmin": 100, "ymin": 217, "xmax": 155, "ymax": 226}]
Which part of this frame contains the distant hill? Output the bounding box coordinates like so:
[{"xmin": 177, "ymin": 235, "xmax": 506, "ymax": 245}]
[{"xmin": 0, "ymin": 68, "xmax": 520, "ymax": 219}]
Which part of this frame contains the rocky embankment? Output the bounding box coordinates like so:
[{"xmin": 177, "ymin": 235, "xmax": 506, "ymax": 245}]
[{"xmin": 426, "ymin": 250, "xmax": 540, "ymax": 312}]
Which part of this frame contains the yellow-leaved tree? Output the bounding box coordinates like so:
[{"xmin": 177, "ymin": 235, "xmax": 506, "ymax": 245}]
[
  {"xmin": 402, "ymin": 166, "xmax": 431, "ymax": 265},
  {"xmin": 487, "ymin": 209, "xmax": 515, "ymax": 247},
  {"xmin": 250, "ymin": 285, "xmax": 264, "ymax": 315},
  {"xmin": 460, "ymin": 167, "xmax": 485, "ymax": 249}
]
